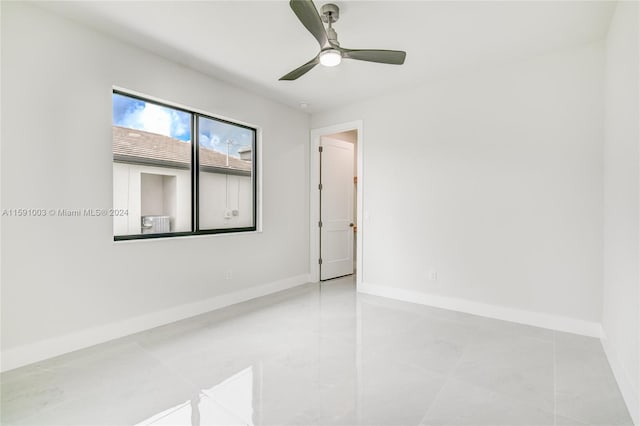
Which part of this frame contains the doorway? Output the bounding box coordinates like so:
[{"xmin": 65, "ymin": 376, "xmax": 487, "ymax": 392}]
[{"xmin": 310, "ymin": 121, "xmax": 363, "ymax": 285}]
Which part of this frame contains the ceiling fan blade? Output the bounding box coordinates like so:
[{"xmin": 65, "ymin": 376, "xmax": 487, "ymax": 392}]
[
  {"xmin": 342, "ymin": 49, "xmax": 407, "ymax": 65},
  {"xmin": 289, "ymin": 0, "xmax": 330, "ymax": 49},
  {"xmin": 279, "ymin": 56, "xmax": 320, "ymax": 81}
]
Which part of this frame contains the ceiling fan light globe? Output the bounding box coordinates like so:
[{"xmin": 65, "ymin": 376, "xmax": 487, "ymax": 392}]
[{"xmin": 319, "ymin": 49, "xmax": 342, "ymax": 67}]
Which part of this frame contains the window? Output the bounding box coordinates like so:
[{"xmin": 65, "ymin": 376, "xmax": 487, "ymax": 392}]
[{"xmin": 112, "ymin": 91, "xmax": 257, "ymax": 240}]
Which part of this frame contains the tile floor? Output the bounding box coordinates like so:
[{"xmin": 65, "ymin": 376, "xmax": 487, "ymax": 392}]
[{"xmin": 1, "ymin": 276, "xmax": 633, "ymax": 426}]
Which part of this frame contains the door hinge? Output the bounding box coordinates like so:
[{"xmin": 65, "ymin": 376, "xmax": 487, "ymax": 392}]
[
  {"xmin": 318, "ymin": 183, "xmax": 323, "ymax": 190},
  {"xmin": 318, "ymin": 258, "xmax": 323, "ymax": 265},
  {"xmin": 319, "ymin": 146, "xmax": 323, "ymax": 153},
  {"xmin": 318, "ymin": 221, "xmax": 322, "ymax": 228}
]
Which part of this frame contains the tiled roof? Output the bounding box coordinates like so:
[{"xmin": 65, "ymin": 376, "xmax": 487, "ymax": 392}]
[{"xmin": 112, "ymin": 126, "xmax": 251, "ymax": 172}]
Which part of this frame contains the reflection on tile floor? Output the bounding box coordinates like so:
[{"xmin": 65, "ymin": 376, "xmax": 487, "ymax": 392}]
[{"xmin": 1, "ymin": 276, "xmax": 633, "ymax": 425}]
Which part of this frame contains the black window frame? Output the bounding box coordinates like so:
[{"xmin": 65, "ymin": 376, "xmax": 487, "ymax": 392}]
[{"xmin": 113, "ymin": 90, "xmax": 258, "ymax": 241}]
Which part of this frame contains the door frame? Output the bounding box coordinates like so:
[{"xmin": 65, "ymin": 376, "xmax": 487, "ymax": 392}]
[{"xmin": 310, "ymin": 120, "xmax": 364, "ymax": 286}]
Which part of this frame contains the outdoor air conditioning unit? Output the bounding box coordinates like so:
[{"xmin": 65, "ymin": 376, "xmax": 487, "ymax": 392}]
[{"xmin": 141, "ymin": 215, "xmax": 170, "ymax": 234}]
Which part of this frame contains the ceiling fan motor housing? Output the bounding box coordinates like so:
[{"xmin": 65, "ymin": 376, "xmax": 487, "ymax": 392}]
[{"xmin": 321, "ymin": 3, "xmax": 339, "ymax": 23}]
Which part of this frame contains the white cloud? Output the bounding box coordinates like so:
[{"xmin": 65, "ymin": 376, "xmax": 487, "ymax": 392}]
[
  {"xmin": 172, "ymin": 111, "xmax": 189, "ymax": 137},
  {"xmin": 120, "ymin": 103, "xmax": 174, "ymax": 138},
  {"xmin": 139, "ymin": 103, "xmax": 172, "ymax": 136}
]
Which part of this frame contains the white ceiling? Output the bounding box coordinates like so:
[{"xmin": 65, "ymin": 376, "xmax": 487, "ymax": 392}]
[{"xmin": 36, "ymin": 1, "xmax": 615, "ymax": 113}]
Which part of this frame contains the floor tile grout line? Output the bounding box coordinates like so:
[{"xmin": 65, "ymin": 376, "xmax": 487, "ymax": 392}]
[
  {"xmin": 131, "ymin": 340, "xmax": 197, "ymax": 388},
  {"xmin": 417, "ymin": 333, "xmax": 474, "ymax": 425},
  {"xmin": 421, "ymin": 327, "xmax": 558, "ymax": 423},
  {"xmin": 417, "ymin": 375, "xmax": 455, "ymax": 426},
  {"xmin": 131, "ymin": 340, "xmax": 249, "ymax": 425},
  {"xmin": 414, "ymin": 320, "xmax": 547, "ymax": 424},
  {"xmin": 551, "ymin": 335, "xmax": 612, "ymax": 426}
]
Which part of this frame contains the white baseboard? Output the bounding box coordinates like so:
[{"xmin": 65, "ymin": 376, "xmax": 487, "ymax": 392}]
[
  {"xmin": 601, "ymin": 333, "xmax": 639, "ymax": 426},
  {"xmin": 1, "ymin": 274, "xmax": 311, "ymax": 373},
  {"xmin": 358, "ymin": 282, "xmax": 603, "ymax": 338}
]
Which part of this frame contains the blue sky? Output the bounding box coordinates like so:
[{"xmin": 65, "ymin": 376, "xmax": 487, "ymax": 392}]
[{"xmin": 112, "ymin": 93, "xmax": 252, "ymax": 157}]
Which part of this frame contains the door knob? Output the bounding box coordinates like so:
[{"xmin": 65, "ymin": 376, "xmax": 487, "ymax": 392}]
[{"xmin": 349, "ymin": 223, "xmax": 354, "ymax": 227}]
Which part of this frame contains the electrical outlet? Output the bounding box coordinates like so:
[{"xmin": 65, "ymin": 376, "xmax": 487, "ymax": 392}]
[
  {"xmin": 225, "ymin": 270, "xmax": 233, "ymax": 280},
  {"xmin": 428, "ymin": 271, "xmax": 438, "ymax": 281}
]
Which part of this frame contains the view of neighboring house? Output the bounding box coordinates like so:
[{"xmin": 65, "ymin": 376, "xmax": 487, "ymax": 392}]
[{"xmin": 112, "ymin": 126, "xmax": 253, "ymax": 236}]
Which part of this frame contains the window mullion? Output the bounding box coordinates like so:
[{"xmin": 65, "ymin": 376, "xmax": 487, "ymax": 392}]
[{"xmin": 193, "ymin": 114, "xmax": 199, "ymax": 232}]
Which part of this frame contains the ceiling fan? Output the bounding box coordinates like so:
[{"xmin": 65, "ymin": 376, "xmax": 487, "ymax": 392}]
[{"xmin": 280, "ymin": 0, "xmax": 407, "ymax": 81}]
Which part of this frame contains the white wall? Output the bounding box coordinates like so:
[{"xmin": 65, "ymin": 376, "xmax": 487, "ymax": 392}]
[
  {"xmin": 1, "ymin": 2, "xmax": 310, "ymax": 369},
  {"xmin": 312, "ymin": 42, "xmax": 605, "ymax": 327},
  {"xmin": 602, "ymin": 1, "xmax": 639, "ymax": 423}
]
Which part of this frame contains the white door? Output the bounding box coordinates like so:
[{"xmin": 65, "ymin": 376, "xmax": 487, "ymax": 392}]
[{"xmin": 320, "ymin": 137, "xmax": 354, "ymax": 280}]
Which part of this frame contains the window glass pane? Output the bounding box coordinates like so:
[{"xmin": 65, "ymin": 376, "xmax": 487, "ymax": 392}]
[
  {"xmin": 198, "ymin": 116, "xmax": 255, "ymax": 230},
  {"xmin": 112, "ymin": 93, "xmax": 192, "ymax": 236}
]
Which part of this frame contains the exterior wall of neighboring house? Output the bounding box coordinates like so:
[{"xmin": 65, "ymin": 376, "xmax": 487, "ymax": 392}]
[
  {"xmin": 199, "ymin": 171, "xmax": 253, "ymax": 230},
  {"xmin": 113, "ymin": 162, "xmax": 191, "ymax": 235},
  {"xmin": 113, "ymin": 162, "xmax": 252, "ymax": 235}
]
